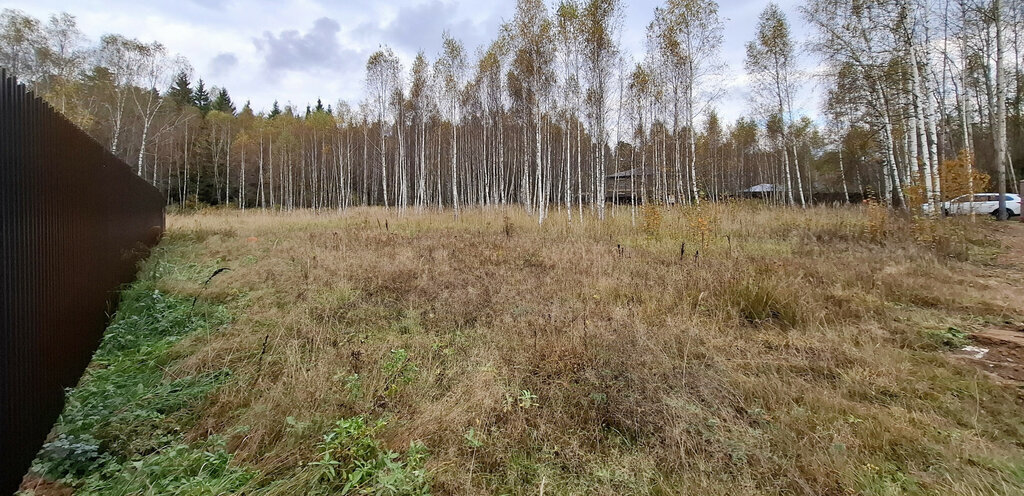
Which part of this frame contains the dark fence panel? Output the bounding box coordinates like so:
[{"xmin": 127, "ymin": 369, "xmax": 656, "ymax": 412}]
[{"xmin": 0, "ymin": 70, "xmax": 164, "ymax": 494}]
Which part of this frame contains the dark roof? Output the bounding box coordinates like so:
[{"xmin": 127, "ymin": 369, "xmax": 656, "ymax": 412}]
[{"xmin": 605, "ymin": 167, "xmax": 660, "ymax": 179}]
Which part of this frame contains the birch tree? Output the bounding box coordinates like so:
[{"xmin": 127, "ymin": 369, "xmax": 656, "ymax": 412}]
[
  {"xmin": 507, "ymin": 0, "xmax": 556, "ymax": 222},
  {"xmin": 409, "ymin": 52, "xmax": 433, "ymax": 210},
  {"xmin": 648, "ymin": 0, "xmax": 723, "ymax": 204},
  {"xmin": 37, "ymin": 13, "xmax": 86, "ymax": 118},
  {"xmin": 0, "ymin": 9, "xmax": 42, "ymax": 81},
  {"xmin": 96, "ymin": 34, "xmax": 149, "ymax": 156},
  {"xmin": 133, "ymin": 44, "xmax": 176, "ymax": 177},
  {"xmin": 11, "ymin": 4, "xmax": 1018, "ymax": 216},
  {"xmin": 435, "ymin": 33, "xmax": 467, "ymax": 213},
  {"xmin": 365, "ymin": 47, "xmax": 401, "ymax": 208},
  {"xmin": 746, "ymin": 3, "xmax": 802, "ymax": 206},
  {"xmin": 993, "ymin": 0, "xmax": 1010, "ymax": 218},
  {"xmin": 557, "ymin": 0, "xmax": 584, "ymax": 220},
  {"xmin": 580, "ymin": 0, "xmax": 623, "ymax": 218}
]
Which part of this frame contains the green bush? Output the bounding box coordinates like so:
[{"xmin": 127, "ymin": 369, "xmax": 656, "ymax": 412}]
[
  {"xmin": 381, "ymin": 349, "xmax": 419, "ymax": 396},
  {"xmin": 923, "ymin": 326, "xmax": 970, "ymax": 350},
  {"xmin": 306, "ymin": 417, "xmax": 430, "ymax": 495}
]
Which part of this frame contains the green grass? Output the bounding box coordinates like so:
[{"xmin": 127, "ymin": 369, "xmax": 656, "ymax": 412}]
[
  {"xmin": 23, "ymin": 247, "xmax": 257, "ymax": 495},
  {"xmin": 259, "ymin": 416, "xmax": 431, "ymax": 496},
  {"xmin": 24, "ymin": 240, "xmax": 429, "ymax": 496}
]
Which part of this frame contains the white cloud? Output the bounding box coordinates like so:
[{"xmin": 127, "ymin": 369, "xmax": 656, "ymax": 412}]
[
  {"xmin": 254, "ymin": 17, "xmax": 357, "ymax": 76},
  {"xmin": 209, "ymin": 52, "xmax": 239, "ymax": 77},
  {"xmin": 7, "ymin": 0, "xmax": 825, "ymax": 122}
]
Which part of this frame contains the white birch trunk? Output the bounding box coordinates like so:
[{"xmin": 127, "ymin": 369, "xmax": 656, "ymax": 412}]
[
  {"xmin": 994, "ymin": 0, "xmax": 1009, "ymax": 218},
  {"xmin": 838, "ymin": 143, "xmax": 850, "ymax": 203},
  {"xmin": 792, "ymin": 144, "xmax": 806, "ymax": 207},
  {"xmin": 452, "ymin": 118, "xmax": 459, "ymax": 213}
]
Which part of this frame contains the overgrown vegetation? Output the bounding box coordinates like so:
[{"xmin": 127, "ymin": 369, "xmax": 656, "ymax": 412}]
[
  {"xmin": 22, "ymin": 247, "xmax": 257, "ymax": 495},
  {"xmin": 262, "ymin": 417, "xmax": 431, "ymax": 495},
  {"xmin": 25, "ymin": 203, "xmax": 1024, "ymax": 495}
]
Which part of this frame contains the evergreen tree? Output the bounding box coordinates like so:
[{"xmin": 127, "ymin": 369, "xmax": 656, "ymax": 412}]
[
  {"xmin": 315, "ymin": 98, "xmax": 325, "ymax": 113},
  {"xmin": 192, "ymin": 78, "xmax": 212, "ymax": 115},
  {"xmin": 212, "ymin": 87, "xmax": 235, "ymax": 114},
  {"xmin": 167, "ymin": 70, "xmax": 193, "ymax": 108},
  {"xmin": 269, "ymin": 100, "xmax": 281, "ymax": 118}
]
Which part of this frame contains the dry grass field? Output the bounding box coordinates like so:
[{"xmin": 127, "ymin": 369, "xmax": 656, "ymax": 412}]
[{"xmin": 26, "ymin": 203, "xmax": 1024, "ymax": 495}]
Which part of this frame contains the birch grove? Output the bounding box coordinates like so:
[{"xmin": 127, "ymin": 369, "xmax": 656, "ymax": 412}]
[{"xmin": 2, "ymin": 0, "xmax": 1021, "ymax": 218}]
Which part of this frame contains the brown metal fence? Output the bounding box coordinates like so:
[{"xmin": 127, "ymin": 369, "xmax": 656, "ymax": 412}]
[{"xmin": 0, "ymin": 70, "xmax": 165, "ymax": 494}]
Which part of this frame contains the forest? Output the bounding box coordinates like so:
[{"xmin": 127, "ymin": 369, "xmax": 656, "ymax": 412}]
[{"xmin": 2, "ymin": 0, "xmax": 1022, "ymax": 220}]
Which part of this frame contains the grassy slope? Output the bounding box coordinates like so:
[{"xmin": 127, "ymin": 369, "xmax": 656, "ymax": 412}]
[
  {"xmin": 25, "ymin": 203, "xmax": 1024, "ymax": 495},
  {"xmin": 24, "ymin": 240, "xmax": 257, "ymax": 495}
]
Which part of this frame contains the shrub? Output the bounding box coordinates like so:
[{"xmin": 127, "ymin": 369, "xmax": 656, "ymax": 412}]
[
  {"xmin": 725, "ymin": 277, "xmax": 803, "ymax": 329},
  {"xmin": 306, "ymin": 417, "xmax": 430, "ymax": 495},
  {"xmin": 640, "ymin": 203, "xmax": 662, "ymax": 240},
  {"xmin": 32, "ymin": 434, "xmax": 104, "ymax": 479},
  {"xmin": 940, "ymin": 149, "xmax": 990, "ymax": 201},
  {"xmin": 685, "ymin": 204, "xmax": 718, "ymax": 249},
  {"xmin": 863, "ymin": 199, "xmax": 893, "ymax": 243}
]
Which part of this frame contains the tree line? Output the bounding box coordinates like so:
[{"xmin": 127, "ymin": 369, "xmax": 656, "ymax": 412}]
[{"xmin": 1, "ymin": 0, "xmax": 1021, "ymax": 220}]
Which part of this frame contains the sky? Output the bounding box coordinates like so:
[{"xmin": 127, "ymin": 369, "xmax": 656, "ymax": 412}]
[{"xmin": 8, "ymin": 0, "xmax": 822, "ymax": 124}]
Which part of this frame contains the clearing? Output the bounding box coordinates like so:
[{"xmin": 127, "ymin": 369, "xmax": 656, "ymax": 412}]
[{"xmin": 21, "ymin": 204, "xmax": 1024, "ymax": 495}]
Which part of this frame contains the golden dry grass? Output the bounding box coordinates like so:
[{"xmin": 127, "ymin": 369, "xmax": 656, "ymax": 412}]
[{"xmin": 154, "ymin": 203, "xmax": 1024, "ymax": 495}]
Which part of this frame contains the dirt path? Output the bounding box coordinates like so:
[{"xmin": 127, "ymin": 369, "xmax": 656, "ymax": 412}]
[
  {"xmin": 959, "ymin": 328, "xmax": 1024, "ymax": 383},
  {"xmin": 952, "ymin": 220, "xmax": 1024, "ymax": 383},
  {"xmin": 992, "ymin": 221, "xmax": 1024, "ymax": 269}
]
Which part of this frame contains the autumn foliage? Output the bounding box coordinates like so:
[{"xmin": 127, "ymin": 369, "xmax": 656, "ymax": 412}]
[
  {"xmin": 940, "ymin": 150, "xmax": 991, "ymax": 201},
  {"xmin": 905, "ymin": 150, "xmax": 991, "ymax": 207}
]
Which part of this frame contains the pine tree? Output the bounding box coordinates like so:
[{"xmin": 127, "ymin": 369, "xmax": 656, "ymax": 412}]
[
  {"xmin": 212, "ymin": 87, "xmax": 235, "ymax": 114},
  {"xmin": 268, "ymin": 100, "xmax": 281, "ymax": 119},
  {"xmin": 192, "ymin": 78, "xmax": 212, "ymax": 115},
  {"xmin": 315, "ymin": 98, "xmax": 325, "ymax": 113},
  {"xmin": 167, "ymin": 70, "xmax": 193, "ymax": 108}
]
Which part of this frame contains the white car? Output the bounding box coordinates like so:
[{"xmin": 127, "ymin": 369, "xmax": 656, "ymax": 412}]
[{"xmin": 923, "ymin": 193, "xmax": 1022, "ymax": 217}]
